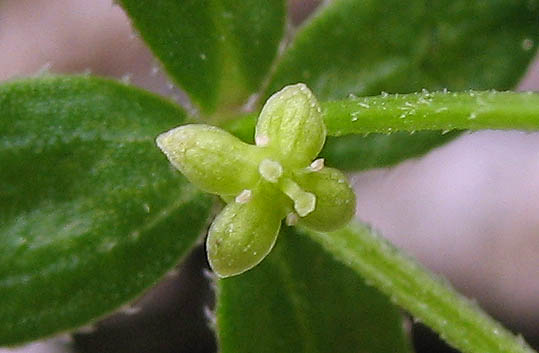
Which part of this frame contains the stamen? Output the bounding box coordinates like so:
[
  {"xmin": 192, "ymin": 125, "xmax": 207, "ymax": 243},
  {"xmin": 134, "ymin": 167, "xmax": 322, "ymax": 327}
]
[
  {"xmin": 280, "ymin": 178, "xmax": 316, "ymax": 217},
  {"xmin": 309, "ymin": 158, "xmax": 325, "ymax": 172},
  {"xmin": 255, "ymin": 134, "xmax": 270, "ymax": 146},
  {"xmin": 259, "ymin": 159, "xmax": 283, "ymax": 183},
  {"xmin": 286, "ymin": 212, "xmax": 299, "ymax": 226},
  {"xmin": 235, "ymin": 189, "xmax": 252, "ymax": 204}
]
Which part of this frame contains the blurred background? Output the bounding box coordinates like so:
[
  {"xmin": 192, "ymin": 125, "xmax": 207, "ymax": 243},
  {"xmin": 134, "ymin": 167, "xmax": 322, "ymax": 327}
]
[{"xmin": 1, "ymin": 0, "xmax": 537, "ymax": 352}]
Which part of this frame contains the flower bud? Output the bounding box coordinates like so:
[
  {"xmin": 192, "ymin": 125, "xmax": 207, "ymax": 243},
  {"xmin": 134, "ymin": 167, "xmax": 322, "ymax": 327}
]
[
  {"xmin": 156, "ymin": 124, "xmax": 261, "ymax": 195},
  {"xmin": 294, "ymin": 167, "xmax": 356, "ymax": 231},
  {"xmin": 206, "ymin": 190, "xmax": 286, "ymax": 277},
  {"xmin": 255, "ymin": 84, "xmax": 326, "ymax": 168},
  {"xmin": 156, "ymin": 83, "xmax": 357, "ymax": 278}
]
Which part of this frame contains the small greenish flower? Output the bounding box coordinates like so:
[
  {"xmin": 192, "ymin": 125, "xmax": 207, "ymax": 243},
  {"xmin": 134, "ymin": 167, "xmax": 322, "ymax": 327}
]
[{"xmin": 156, "ymin": 84, "xmax": 356, "ymax": 278}]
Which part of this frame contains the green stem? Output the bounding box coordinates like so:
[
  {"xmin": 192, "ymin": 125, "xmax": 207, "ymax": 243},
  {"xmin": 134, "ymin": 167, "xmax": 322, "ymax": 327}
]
[
  {"xmin": 323, "ymin": 90, "xmax": 539, "ymax": 136},
  {"xmin": 305, "ymin": 221, "xmax": 536, "ymax": 353},
  {"xmin": 225, "ymin": 91, "xmax": 539, "ymax": 140}
]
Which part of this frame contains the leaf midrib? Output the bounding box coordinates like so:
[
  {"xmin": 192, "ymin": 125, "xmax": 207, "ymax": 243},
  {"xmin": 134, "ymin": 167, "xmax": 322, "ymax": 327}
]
[
  {"xmin": 0, "ymin": 184, "xmax": 206, "ymax": 288},
  {"xmin": 0, "ymin": 134, "xmax": 157, "ymax": 153}
]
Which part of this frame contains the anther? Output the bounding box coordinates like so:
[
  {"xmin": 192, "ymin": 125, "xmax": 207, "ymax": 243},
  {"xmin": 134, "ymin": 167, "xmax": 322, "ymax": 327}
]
[
  {"xmin": 255, "ymin": 134, "xmax": 270, "ymax": 146},
  {"xmin": 259, "ymin": 159, "xmax": 283, "ymax": 183},
  {"xmin": 286, "ymin": 212, "xmax": 299, "ymax": 226},
  {"xmin": 235, "ymin": 189, "xmax": 252, "ymax": 204},
  {"xmin": 309, "ymin": 158, "xmax": 324, "ymax": 172},
  {"xmin": 280, "ymin": 178, "xmax": 316, "ymax": 217}
]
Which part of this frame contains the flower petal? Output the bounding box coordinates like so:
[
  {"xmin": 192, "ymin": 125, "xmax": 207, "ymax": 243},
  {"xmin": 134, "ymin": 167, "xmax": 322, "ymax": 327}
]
[
  {"xmin": 206, "ymin": 190, "xmax": 286, "ymax": 278},
  {"xmin": 294, "ymin": 167, "xmax": 356, "ymax": 231},
  {"xmin": 255, "ymin": 83, "xmax": 326, "ymax": 168},
  {"xmin": 157, "ymin": 124, "xmax": 262, "ymax": 195}
]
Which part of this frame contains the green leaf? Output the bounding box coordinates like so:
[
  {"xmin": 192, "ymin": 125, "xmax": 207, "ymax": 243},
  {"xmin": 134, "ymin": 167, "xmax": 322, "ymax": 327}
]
[
  {"xmin": 0, "ymin": 76, "xmax": 213, "ymax": 345},
  {"xmin": 307, "ymin": 222, "xmax": 536, "ymax": 353},
  {"xmin": 268, "ymin": 0, "xmax": 538, "ymax": 99},
  {"xmin": 265, "ymin": 0, "xmax": 539, "ymax": 170},
  {"xmin": 223, "ymin": 112, "xmax": 257, "ymax": 143},
  {"xmin": 119, "ymin": 0, "xmax": 285, "ymax": 114},
  {"xmin": 216, "ymin": 227, "xmax": 412, "ymax": 353}
]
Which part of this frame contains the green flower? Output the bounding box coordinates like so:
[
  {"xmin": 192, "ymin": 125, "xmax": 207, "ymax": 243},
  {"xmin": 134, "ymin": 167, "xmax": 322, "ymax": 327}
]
[{"xmin": 156, "ymin": 84, "xmax": 356, "ymax": 277}]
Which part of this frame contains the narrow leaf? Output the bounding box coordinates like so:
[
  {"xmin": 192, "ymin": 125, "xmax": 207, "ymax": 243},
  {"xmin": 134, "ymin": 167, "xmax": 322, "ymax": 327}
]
[
  {"xmin": 119, "ymin": 0, "xmax": 285, "ymax": 114},
  {"xmin": 0, "ymin": 76, "xmax": 212, "ymax": 345},
  {"xmin": 306, "ymin": 222, "xmax": 536, "ymax": 353},
  {"xmin": 216, "ymin": 227, "xmax": 412, "ymax": 353},
  {"xmin": 265, "ymin": 0, "xmax": 539, "ymax": 170}
]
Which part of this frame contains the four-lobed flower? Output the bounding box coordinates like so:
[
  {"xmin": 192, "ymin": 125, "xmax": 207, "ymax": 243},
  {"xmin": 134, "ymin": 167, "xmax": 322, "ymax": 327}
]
[{"xmin": 156, "ymin": 84, "xmax": 356, "ymax": 277}]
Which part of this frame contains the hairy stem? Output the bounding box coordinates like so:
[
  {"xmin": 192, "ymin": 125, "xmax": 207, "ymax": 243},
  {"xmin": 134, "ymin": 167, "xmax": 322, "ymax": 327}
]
[
  {"xmin": 323, "ymin": 90, "xmax": 539, "ymax": 135},
  {"xmin": 225, "ymin": 91, "xmax": 539, "ymax": 140},
  {"xmin": 305, "ymin": 221, "xmax": 536, "ymax": 353}
]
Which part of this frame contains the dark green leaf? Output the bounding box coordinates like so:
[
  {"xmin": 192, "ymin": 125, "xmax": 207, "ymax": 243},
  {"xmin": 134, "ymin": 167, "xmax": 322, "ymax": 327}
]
[
  {"xmin": 216, "ymin": 227, "xmax": 412, "ymax": 353},
  {"xmin": 0, "ymin": 76, "xmax": 212, "ymax": 345},
  {"xmin": 119, "ymin": 0, "xmax": 285, "ymax": 114},
  {"xmin": 223, "ymin": 112, "xmax": 257, "ymax": 143},
  {"xmin": 321, "ymin": 131, "xmax": 460, "ymax": 171},
  {"xmin": 266, "ymin": 0, "xmax": 539, "ymax": 170},
  {"xmin": 268, "ymin": 0, "xmax": 538, "ymax": 98}
]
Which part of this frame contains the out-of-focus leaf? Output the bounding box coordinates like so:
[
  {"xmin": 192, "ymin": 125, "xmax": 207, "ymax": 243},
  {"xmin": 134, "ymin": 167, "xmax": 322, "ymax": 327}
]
[
  {"xmin": 119, "ymin": 0, "xmax": 285, "ymax": 114},
  {"xmin": 321, "ymin": 131, "xmax": 459, "ymax": 171},
  {"xmin": 222, "ymin": 112, "xmax": 257, "ymax": 143},
  {"xmin": 0, "ymin": 76, "xmax": 212, "ymax": 345},
  {"xmin": 265, "ymin": 0, "xmax": 539, "ymax": 170},
  {"xmin": 216, "ymin": 227, "xmax": 412, "ymax": 353}
]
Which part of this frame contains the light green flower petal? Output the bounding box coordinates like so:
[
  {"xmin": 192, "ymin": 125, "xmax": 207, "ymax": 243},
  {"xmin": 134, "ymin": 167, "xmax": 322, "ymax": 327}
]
[
  {"xmin": 255, "ymin": 83, "xmax": 326, "ymax": 168},
  {"xmin": 294, "ymin": 167, "xmax": 356, "ymax": 231},
  {"xmin": 206, "ymin": 190, "xmax": 286, "ymax": 278},
  {"xmin": 157, "ymin": 124, "xmax": 262, "ymax": 195}
]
